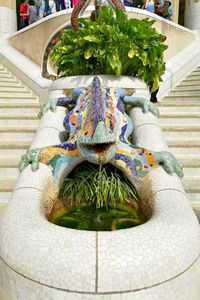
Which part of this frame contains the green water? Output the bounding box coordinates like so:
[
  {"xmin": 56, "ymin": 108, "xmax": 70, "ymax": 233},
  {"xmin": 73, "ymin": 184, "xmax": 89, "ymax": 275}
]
[{"xmin": 51, "ymin": 204, "xmax": 144, "ymax": 231}]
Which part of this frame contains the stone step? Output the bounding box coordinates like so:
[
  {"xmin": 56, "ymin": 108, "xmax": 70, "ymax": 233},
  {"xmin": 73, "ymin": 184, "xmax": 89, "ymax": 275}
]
[
  {"xmin": 0, "ymin": 91, "xmax": 34, "ymax": 98},
  {"xmin": 0, "ymin": 192, "xmax": 11, "ymax": 204},
  {"xmin": 157, "ymin": 105, "xmax": 200, "ymax": 112},
  {"xmin": 0, "ymin": 102, "xmax": 40, "ymax": 108},
  {"xmin": 163, "ymin": 131, "xmax": 200, "ymax": 138},
  {"xmin": 0, "ymin": 76, "xmax": 20, "ymax": 83},
  {"xmin": 176, "ymin": 155, "xmax": 200, "ymax": 168},
  {"xmin": 168, "ymin": 90, "xmax": 200, "ymax": 97},
  {"xmin": 0, "ymin": 73, "xmax": 14, "ymax": 79},
  {"xmin": 0, "ymin": 156, "xmax": 20, "ymax": 167},
  {"xmin": 0, "ymin": 81, "xmax": 22, "ymax": 87},
  {"xmin": 0, "ymin": 86, "xmax": 28, "ymax": 92},
  {"xmin": 0, "ymin": 132, "xmax": 36, "ymax": 139},
  {"xmin": 157, "ymin": 101, "xmax": 200, "ymax": 107},
  {"xmin": 0, "ymin": 149, "xmax": 27, "ymax": 156},
  {"xmin": 161, "ymin": 124, "xmax": 200, "ymax": 132},
  {"xmin": 0, "ymin": 98, "xmax": 38, "ymax": 104},
  {"xmin": 174, "ymin": 85, "xmax": 200, "ymax": 91},
  {"xmin": 0, "ymin": 114, "xmax": 37, "ymax": 119},
  {"xmin": 187, "ymin": 74, "xmax": 200, "ymax": 80},
  {"xmin": 169, "ymin": 146, "xmax": 200, "ymax": 155},
  {"xmin": 0, "ymin": 69, "xmax": 11, "ymax": 74},
  {"xmin": 159, "ymin": 112, "xmax": 200, "ymax": 118},
  {"xmin": 183, "ymin": 177, "xmax": 200, "ymax": 193},
  {"xmin": 180, "ymin": 79, "xmax": 200, "ymax": 86},
  {"xmin": 167, "ymin": 139, "xmax": 200, "ymax": 148},
  {"xmin": 0, "ymin": 167, "xmax": 19, "ymax": 177},
  {"xmin": 0, "ymin": 119, "xmax": 38, "ymax": 126},
  {"xmin": 183, "ymin": 167, "xmax": 200, "ymax": 177},
  {"xmin": 0, "ymin": 125, "xmax": 37, "ymax": 133},
  {"xmin": 164, "ymin": 96, "xmax": 200, "ymax": 102},
  {"xmin": 0, "ymin": 138, "xmax": 32, "ymax": 149},
  {"xmin": 159, "ymin": 117, "xmax": 200, "ymax": 124},
  {"xmin": 191, "ymin": 69, "xmax": 200, "ymax": 74},
  {"xmin": 0, "ymin": 177, "xmax": 17, "ymax": 192},
  {"xmin": 0, "ymin": 107, "xmax": 39, "ymax": 115}
]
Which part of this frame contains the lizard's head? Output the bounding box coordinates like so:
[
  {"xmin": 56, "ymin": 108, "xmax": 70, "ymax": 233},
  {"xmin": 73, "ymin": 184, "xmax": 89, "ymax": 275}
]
[{"xmin": 77, "ymin": 76, "xmax": 117, "ymax": 164}]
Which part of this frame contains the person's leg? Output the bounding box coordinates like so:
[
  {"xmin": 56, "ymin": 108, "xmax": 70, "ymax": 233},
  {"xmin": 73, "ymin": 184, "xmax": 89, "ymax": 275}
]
[
  {"xmin": 61, "ymin": 0, "xmax": 66, "ymax": 9},
  {"xmin": 20, "ymin": 19, "xmax": 29, "ymax": 29},
  {"xmin": 150, "ymin": 88, "xmax": 159, "ymax": 103},
  {"xmin": 54, "ymin": 0, "xmax": 61, "ymax": 11}
]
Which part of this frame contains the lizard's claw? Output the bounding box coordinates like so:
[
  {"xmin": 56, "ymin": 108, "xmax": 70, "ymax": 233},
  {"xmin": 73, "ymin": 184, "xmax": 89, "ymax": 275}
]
[
  {"xmin": 38, "ymin": 99, "xmax": 58, "ymax": 119},
  {"xmin": 19, "ymin": 149, "xmax": 41, "ymax": 172},
  {"xmin": 152, "ymin": 151, "xmax": 183, "ymax": 178},
  {"xmin": 139, "ymin": 99, "xmax": 159, "ymax": 117}
]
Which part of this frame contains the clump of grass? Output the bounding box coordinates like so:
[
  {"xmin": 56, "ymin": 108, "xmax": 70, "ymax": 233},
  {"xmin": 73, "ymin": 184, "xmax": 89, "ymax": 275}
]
[{"xmin": 59, "ymin": 162, "xmax": 139, "ymax": 209}]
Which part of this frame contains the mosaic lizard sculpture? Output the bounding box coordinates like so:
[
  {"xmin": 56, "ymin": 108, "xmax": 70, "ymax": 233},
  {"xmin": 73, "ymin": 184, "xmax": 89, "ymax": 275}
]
[{"xmin": 19, "ymin": 76, "xmax": 183, "ymax": 187}]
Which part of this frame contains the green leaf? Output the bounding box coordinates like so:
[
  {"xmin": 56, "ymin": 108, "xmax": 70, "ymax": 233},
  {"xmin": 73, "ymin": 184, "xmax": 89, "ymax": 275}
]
[
  {"xmin": 84, "ymin": 48, "xmax": 94, "ymax": 59},
  {"xmin": 83, "ymin": 36, "xmax": 100, "ymax": 43},
  {"xmin": 128, "ymin": 49, "xmax": 136, "ymax": 59}
]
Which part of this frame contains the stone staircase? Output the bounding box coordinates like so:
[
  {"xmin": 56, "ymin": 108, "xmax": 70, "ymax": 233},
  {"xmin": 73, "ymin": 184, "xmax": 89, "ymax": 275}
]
[
  {"xmin": 0, "ymin": 62, "xmax": 40, "ymax": 207},
  {"xmin": 158, "ymin": 65, "xmax": 200, "ymax": 210}
]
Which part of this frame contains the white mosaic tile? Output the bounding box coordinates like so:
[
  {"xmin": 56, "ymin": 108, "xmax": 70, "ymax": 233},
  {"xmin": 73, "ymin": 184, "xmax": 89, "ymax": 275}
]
[
  {"xmin": 0, "ymin": 187, "xmax": 96, "ymax": 292},
  {"xmin": 129, "ymin": 107, "xmax": 168, "ymax": 151},
  {"xmin": 97, "ymin": 190, "xmax": 200, "ymax": 293},
  {"xmin": 15, "ymin": 164, "xmax": 54, "ymax": 192},
  {"xmin": 37, "ymin": 106, "xmax": 66, "ymax": 133},
  {"xmin": 1, "ymin": 254, "xmax": 200, "ymax": 299}
]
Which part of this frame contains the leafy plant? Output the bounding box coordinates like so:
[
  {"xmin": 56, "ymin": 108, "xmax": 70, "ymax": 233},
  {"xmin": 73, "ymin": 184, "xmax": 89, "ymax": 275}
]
[
  {"xmin": 51, "ymin": 8, "xmax": 168, "ymax": 91},
  {"xmin": 59, "ymin": 162, "xmax": 140, "ymax": 209}
]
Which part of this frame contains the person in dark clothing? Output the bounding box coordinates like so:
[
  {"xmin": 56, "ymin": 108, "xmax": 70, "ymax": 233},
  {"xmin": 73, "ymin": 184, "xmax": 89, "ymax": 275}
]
[
  {"xmin": 44, "ymin": 0, "xmax": 51, "ymax": 15},
  {"xmin": 19, "ymin": 0, "xmax": 29, "ymax": 29},
  {"xmin": 54, "ymin": 0, "xmax": 61, "ymax": 11},
  {"xmin": 123, "ymin": 0, "xmax": 136, "ymax": 7}
]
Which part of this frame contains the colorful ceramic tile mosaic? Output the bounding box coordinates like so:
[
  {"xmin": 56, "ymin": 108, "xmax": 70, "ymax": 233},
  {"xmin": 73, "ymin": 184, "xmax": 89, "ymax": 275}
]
[
  {"xmin": 37, "ymin": 76, "xmax": 158, "ymax": 186},
  {"xmin": 42, "ymin": 25, "xmax": 71, "ymax": 80}
]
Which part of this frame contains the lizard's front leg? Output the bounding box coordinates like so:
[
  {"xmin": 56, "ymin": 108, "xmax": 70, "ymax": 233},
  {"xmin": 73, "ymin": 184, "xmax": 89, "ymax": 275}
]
[
  {"xmin": 111, "ymin": 142, "xmax": 158, "ymax": 184},
  {"xmin": 115, "ymin": 88, "xmax": 159, "ymax": 117},
  {"xmin": 111, "ymin": 142, "xmax": 183, "ymax": 182},
  {"xmin": 19, "ymin": 143, "xmax": 84, "ymax": 184}
]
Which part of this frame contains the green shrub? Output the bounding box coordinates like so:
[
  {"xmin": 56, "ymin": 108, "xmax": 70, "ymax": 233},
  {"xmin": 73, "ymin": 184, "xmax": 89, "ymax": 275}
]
[
  {"xmin": 51, "ymin": 8, "xmax": 168, "ymax": 91},
  {"xmin": 59, "ymin": 162, "xmax": 139, "ymax": 209}
]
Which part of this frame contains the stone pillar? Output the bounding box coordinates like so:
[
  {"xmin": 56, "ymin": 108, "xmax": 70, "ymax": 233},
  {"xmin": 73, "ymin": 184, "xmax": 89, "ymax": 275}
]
[
  {"xmin": 185, "ymin": 0, "xmax": 200, "ymax": 30},
  {"xmin": 0, "ymin": 0, "xmax": 17, "ymax": 39},
  {"xmin": 172, "ymin": 0, "xmax": 180, "ymax": 23}
]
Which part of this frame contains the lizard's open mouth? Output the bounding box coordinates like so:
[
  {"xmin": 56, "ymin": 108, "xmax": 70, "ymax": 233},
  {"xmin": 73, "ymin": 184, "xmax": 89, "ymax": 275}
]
[{"xmin": 81, "ymin": 141, "xmax": 116, "ymax": 154}]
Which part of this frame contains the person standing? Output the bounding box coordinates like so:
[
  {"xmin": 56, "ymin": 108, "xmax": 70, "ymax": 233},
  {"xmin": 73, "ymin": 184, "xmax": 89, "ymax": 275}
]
[
  {"xmin": 60, "ymin": 0, "xmax": 66, "ymax": 9},
  {"xmin": 28, "ymin": 0, "xmax": 38, "ymax": 24},
  {"xmin": 162, "ymin": 0, "xmax": 173, "ymax": 20},
  {"xmin": 142, "ymin": 0, "xmax": 155, "ymax": 13},
  {"xmin": 54, "ymin": 0, "xmax": 61, "ymax": 11},
  {"xmin": 37, "ymin": 0, "xmax": 46, "ymax": 18},
  {"xmin": 155, "ymin": 0, "xmax": 164, "ymax": 16},
  {"xmin": 19, "ymin": 0, "xmax": 29, "ymax": 29},
  {"xmin": 123, "ymin": 0, "xmax": 136, "ymax": 8}
]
